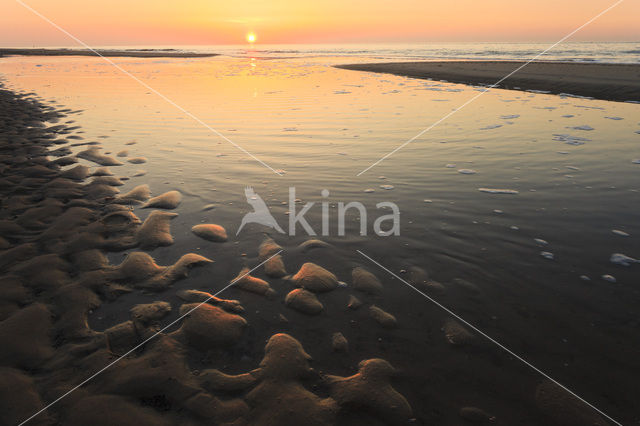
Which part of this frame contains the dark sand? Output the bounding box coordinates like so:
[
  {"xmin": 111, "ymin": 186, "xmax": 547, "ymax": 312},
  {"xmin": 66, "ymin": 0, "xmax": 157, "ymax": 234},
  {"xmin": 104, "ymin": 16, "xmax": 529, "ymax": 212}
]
[
  {"xmin": 336, "ymin": 61, "xmax": 640, "ymax": 102},
  {"xmin": 0, "ymin": 48, "xmax": 218, "ymax": 58}
]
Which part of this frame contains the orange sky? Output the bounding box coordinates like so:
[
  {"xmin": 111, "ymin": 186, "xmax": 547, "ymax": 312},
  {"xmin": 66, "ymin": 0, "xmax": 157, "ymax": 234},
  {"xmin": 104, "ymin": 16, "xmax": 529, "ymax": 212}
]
[{"xmin": 1, "ymin": 0, "xmax": 638, "ymax": 46}]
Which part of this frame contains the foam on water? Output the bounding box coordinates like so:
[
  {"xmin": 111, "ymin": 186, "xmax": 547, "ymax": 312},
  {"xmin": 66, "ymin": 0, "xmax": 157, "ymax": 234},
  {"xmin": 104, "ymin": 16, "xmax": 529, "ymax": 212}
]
[
  {"xmin": 480, "ymin": 124, "xmax": 502, "ymax": 130},
  {"xmin": 612, "ymin": 229, "xmax": 630, "ymax": 237},
  {"xmin": 478, "ymin": 188, "xmax": 519, "ymax": 194},
  {"xmin": 569, "ymin": 125, "xmax": 595, "ymax": 131},
  {"xmin": 610, "ymin": 253, "xmax": 639, "ymax": 266},
  {"xmin": 540, "ymin": 251, "xmax": 554, "ymax": 260},
  {"xmin": 553, "ymin": 134, "xmax": 591, "ymax": 145}
]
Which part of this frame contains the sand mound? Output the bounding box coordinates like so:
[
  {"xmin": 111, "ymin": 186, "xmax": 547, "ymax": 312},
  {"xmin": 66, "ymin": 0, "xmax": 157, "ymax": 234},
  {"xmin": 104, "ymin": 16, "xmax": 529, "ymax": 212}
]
[
  {"xmin": 84, "ymin": 182, "xmax": 120, "ymax": 199},
  {"xmin": 369, "ymin": 305, "xmax": 397, "ymax": 328},
  {"xmin": 90, "ymin": 175, "xmax": 123, "ymax": 186},
  {"xmin": 61, "ymin": 164, "xmax": 89, "ymax": 181},
  {"xmin": 292, "ymin": 263, "xmax": 339, "ymax": 293},
  {"xmin": 232, "ymin": 267, "xmax": 276, "ymax": 298},
  {"xmin": 130, "ymin": 301, "xmax": 171, "ymax": 327},
  {"xmin": 17, "ymin": 199, "xmax": 64, "ymax": 229},
  {"xmin": 165, "ymin": 253, "xmax": 214, "ymax": 280},
  {"xmin": 108, "ymin": 251, "xmax": 212, "ymax": 291},
  {"xmin": 39, "ymin": 207, "xmax": 96, "ymax": 241},
  {"xmin": 113, "ymin": 184, "xmax": 151, "ymax": 204},
  {"xmin": 70, "ymin": 249, "xmax": 109, "ymax": 272},
  {"xmin": 77, "ymin": 147, "xmax": 123, "ymax": 166},
  {"xmin": 264, "ymin": 254, "xmax": 286, "ymax": 277},
  {"xmin": 246, "ymin": 333, "xmax": 338, "ymax": 425},
  {"xmin": 96, "ymin": 336, "xmax": 203, "ymax": 408},
  {"xmin": 50, "ymin": 283, "xmax": 101, "ymax": 340},
  {"xmin": 443, "ymin": 319, "xmax": 474, "ymax": 346},
  {"xmin": 0, "ymin": 367, "xmax": 49, "ymax": 426},
  {"xmin": 0, "ymin": 276, "xmax": 31, "ymax": 320},
  {"xmin": 104, "ymin": 320, "xmax": 142, "ymax": 355},
  {"xmin": 101, "ymin": 209, "xmax": 141, "ymax": 230},
  {"xmin": 53, "ymin": 156, "xmax": 78, "ymax": 166},
  {"xmin": 0, "ymin": 303, "xmax": 54, "ymax": 369},
  {"xmin": 110, "ymin": 252, "xmax": 163, "ymax": 281},
  {"xmin": 198, "ymin": 368, "xmax": 259, "ymax": 392},
  {"xmin": 332, "ymin": 332, "xmax": 348, "ymax": 353},
  {"xmin": 136, "ymin": 210, "xmax": 177, "ymax": 250},
  {"xmin": 258, "ymin": 238, "xmax": 286, "ymax": 276},
  {"xmin": 297, "ymin": 239, "xmax": 333, "ymax": 252},
  {"xmin": 407, "ymin": 266, "xmax": 445, "ymax": 294},
  {"xmin": 127, "ymin": 157, "xmax": 147, "ymax": 164},
  {"xmin": 259, "ymin": 333, "xmax": 313, "ymax": 380},
  {"xmin": 347, "ymin": 294, "xmax": 362, "ymax": 310},
  {"xmin": 177, "ymin": 303, "xmax": 247, "ymax": 350},
  {"xmin": 285, "ymin": 288, "xmax": 323, "ymax": 315},
  {"xmin": 90, "ymin": 167, "xmax": 113, "ymax": 176},
  {"xmin": 259, "ymin": 237, "xmax": 282, "ymax": 259},
  {"xmin": 141, "ymin": 190, "xmax": 182, "ymax": 209},
  {"xmin": 191, "ymin": 223, "xmax": 228, "ymax": 242},
  {"xmin": 327, "ymin": 358, "xmax": 412, "ymax": 424},
  {"xmin": 352, "ymin": 267, "xmax": 383, "ymax": 295},
  {"xmin": 182, "ymin": 391, "xmax": 249, "ymax": 423},
  {"xmin": 176, "ymin": 289, "xmax": 244, "ymax": 313}
]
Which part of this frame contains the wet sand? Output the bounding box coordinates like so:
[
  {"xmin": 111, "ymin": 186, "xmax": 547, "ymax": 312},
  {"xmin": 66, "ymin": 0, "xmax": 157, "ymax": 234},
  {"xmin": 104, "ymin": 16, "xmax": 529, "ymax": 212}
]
[
  {"xmin": 0, "ymin": 48, "xmax": 218, "ymax": 58},
  {"xmin": 0, "ymin": 85, "xmax": 421, "ymax": 425},
  {"xmin": 336, "ymin": 61, "xmax": 640, "ymax": 102},
  {"xmin": 0, "ymin": 78, "xmax": 629, "ymax": 425}
]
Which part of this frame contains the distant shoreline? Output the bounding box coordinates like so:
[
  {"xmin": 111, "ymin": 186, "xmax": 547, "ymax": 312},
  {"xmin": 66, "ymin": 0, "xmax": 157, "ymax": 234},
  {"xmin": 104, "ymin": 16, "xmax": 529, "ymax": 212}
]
[
  {"xmin": 0, "ymin": 48, "xmax": 218, "ymax": 58},
  {"xmin": 336, "ymin": 61, "xmax": 640, "ymax": 103}
]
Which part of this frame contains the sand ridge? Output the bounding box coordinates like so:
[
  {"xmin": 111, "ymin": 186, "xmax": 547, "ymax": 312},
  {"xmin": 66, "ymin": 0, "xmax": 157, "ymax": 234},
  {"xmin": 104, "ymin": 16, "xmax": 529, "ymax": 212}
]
[{"xmin": 336, "ymin": 61, "xmax": 640, "ymax": 102}]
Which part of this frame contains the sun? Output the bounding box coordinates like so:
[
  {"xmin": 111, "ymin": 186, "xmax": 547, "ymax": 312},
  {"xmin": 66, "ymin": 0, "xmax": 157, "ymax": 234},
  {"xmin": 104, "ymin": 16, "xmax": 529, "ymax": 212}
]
[{"xmin": 246, "ymin": 32, "xmax": 256, "ymax": 43}]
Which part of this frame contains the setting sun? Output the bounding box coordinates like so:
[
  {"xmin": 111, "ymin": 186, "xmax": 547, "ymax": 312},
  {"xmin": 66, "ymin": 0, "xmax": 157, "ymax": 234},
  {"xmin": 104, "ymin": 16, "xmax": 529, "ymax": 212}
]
[{"xmin": 246, "ymin": 32, "xmax": 256, "ymax": 43}]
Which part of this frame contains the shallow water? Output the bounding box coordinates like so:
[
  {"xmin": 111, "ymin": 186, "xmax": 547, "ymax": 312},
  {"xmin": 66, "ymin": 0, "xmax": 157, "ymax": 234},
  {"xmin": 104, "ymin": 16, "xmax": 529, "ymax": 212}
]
[
  {"xmin": 20, "ymin": 41, "xmax": 640, "ymax": 63},
  {"xmin": 2, "ymin": 52, "xmax": 640, "ymax": 424}
]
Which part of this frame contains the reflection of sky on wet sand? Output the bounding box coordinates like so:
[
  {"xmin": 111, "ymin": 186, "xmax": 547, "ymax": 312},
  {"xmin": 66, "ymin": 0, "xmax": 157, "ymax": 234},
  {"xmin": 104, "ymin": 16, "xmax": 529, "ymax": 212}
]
[{"xmin": 2, "ymin": 53, "xmax": 640, "ymax": 423}]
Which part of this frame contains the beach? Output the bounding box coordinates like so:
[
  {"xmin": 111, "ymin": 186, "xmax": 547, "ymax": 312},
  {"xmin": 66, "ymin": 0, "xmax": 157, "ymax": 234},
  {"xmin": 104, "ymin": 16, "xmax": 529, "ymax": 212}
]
[
  {"xmin": 0, "ymin": 84, "xmax": 415, "ymax": 425},
  {"xmin": 0, "ymin": 49, "xmax": 639, "ymax": 426},
  {"xmin": 336, "ymin": 61, "xmax": 640, "ymax": 102}
]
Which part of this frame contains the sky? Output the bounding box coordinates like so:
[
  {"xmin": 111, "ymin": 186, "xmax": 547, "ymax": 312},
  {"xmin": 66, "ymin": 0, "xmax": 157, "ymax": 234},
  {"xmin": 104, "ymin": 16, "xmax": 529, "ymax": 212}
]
[{"xmin": 1, "ymin": 0, "xmax": 638, "ymax": 46}]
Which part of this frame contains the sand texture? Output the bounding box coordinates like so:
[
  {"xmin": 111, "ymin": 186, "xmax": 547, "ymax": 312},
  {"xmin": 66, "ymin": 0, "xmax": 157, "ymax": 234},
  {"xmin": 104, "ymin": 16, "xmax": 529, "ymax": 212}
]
[
  {"xmin": 336, "ymin": 61, "xmax": 640, "ymax": 102},
  {"xmin": 0, "ymin": 82, "xmax": 617, "ymax": 426}
]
